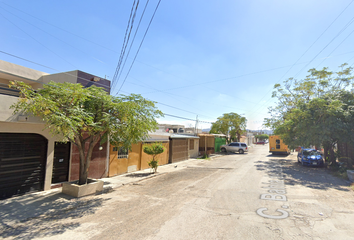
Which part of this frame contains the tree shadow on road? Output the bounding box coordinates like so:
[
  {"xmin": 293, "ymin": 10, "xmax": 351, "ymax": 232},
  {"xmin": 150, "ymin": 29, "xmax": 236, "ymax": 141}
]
[
  {"xmin": 255, "ymin": 157, "xmax": 350, "ymax": 192},
  {"xmin": 0, "ymin": 190, "xmax": 109, "ymax": 239},
  {"xmin": 124, "ymin": 172, "xmax": 154, "ymax": 178}
]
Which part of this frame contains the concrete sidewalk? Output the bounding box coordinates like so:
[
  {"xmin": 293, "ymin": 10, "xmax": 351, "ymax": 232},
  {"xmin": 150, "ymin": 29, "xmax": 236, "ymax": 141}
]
[{"xmin": 0, "ymin": 154, "xmax": 224, "ymax": 226}]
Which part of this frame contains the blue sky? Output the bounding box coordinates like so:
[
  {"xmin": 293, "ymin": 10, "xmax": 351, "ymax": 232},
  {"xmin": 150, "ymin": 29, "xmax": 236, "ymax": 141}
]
[{"xmin": 1, "ymin": 0, "xmax": 354, "ymax": 130}]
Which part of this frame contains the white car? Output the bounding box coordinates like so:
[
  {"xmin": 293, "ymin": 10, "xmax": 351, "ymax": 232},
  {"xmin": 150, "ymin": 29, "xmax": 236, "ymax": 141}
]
[{"xmin": 220, "ymin": 142, "xmax": 248, "ymax": 154}]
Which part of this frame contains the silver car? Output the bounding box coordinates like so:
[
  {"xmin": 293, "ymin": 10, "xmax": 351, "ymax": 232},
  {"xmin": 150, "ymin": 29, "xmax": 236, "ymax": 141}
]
[{"xmin": 220, "ymin": 142, "xmax": 248, "ymax": 154}]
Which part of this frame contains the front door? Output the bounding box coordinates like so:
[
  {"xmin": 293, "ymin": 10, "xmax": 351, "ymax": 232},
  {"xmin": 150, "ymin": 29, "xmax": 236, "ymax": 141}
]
[{"xmin": 52, "ymin": 142, "xmax": 70, "ymax": 184}]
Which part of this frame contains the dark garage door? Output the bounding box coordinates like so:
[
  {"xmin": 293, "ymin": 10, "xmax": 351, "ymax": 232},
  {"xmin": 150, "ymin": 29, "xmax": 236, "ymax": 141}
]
[
  {"xmin": 0, "ymin": 133, "xmax": 47, "ymax": 199},
  {"xmin": 169, "ymin": 139, "xmax": 188, "ymax": 163}
]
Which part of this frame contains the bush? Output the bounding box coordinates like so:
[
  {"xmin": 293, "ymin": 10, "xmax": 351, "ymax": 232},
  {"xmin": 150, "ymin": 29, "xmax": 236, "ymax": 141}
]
[{"xmin": 143, "ymin": 142, "xmax": 165, "ymax": 173}]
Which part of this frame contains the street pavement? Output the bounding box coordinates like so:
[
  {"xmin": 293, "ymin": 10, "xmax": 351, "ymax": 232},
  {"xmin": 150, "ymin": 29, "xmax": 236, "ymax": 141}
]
[{"xmin": 1, "ymin": 145, "xmax": 354, "ymax": 240}]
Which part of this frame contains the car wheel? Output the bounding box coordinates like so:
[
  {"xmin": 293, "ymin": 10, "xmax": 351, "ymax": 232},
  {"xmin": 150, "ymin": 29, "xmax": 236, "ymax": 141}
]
[
  {"xmin": 239, "ymin": 149, "xmax": 244, "ymax": 154},
  {"xmin": 221, "ymin": 148, "xmax": 226, "ymax": 153}
]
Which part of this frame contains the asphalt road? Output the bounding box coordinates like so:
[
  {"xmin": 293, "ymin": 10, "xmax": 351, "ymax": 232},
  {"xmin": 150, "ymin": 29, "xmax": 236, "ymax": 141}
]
[{"xmin": 2, "ymin": 145, "xmax": 354, "ymax": 240}]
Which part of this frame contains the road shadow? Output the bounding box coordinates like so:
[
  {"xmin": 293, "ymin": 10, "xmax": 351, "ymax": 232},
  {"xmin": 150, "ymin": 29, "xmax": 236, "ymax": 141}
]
[
  {"xmin": 124, "ymin": 172, "xmax": 154, "ymax": 178},
  {"xmin": 255, "ymin": 157, "xmax": 350, "ymax": 192},
  {"xmin": 265, "ymin": 153, "xmax": 292, "ymax": 158},
  {"xmin": 0, "ymin": 190, "xmax": 109, "ymax": 239},
  {"xmin": 218, "ymin": 152, "xmax": 249, "ymax": 155}
]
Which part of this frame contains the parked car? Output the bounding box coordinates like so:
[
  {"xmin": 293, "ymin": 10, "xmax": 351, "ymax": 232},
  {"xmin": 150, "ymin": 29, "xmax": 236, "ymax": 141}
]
[
  {"xmin": 297, "ymin": 148, "xmax": 324, "ymax": 166},
  {"xmin": 256, "ymin": 141, "xmax": 265, "ymax": 145},
  {"xmin": 220, "ymin": 142, "xmax": 248, "ymax": 154}
]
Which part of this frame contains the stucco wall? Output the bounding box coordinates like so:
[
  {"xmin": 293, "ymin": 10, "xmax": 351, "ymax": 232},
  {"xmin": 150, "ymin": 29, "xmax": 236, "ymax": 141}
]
[
  {"xmin": 0, "ymin": 59, "xmax": 48, "ymax": 81},
  {"xmin": 0, "ymin": 95, "xmax": 43, "ymax": 123}
]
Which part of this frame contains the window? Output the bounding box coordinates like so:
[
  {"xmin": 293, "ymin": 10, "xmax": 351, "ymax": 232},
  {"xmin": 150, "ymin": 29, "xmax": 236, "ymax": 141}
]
[
  {"xmin": 113, "ymin": 146, "xmax": 129, "ymax": 159},
  {"xmin": 189, "ymin": 139, "xmax": 194, "ymax": 150},
  {"xmin": 241, "ymin": 143, "xmax": 247, "ymax": 147},
  {"xmin": 276, "ymin": 139, "xmax": 280, "ymax": 144},
  {"xmin": 230, "ymin": 143, "xmax": 239, "ymax": 146}
]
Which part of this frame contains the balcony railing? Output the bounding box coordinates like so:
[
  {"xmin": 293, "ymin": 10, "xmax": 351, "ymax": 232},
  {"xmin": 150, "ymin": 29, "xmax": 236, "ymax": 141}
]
[{"xmin": 0, "ymin": 83, "xmax": 20, "ymax": 97}]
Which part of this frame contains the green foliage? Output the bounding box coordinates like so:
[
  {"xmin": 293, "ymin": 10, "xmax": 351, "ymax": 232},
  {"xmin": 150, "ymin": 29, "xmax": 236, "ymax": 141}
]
[
  {"xmin": 255, "ymin": 134, "xmax": 269, "ymax": 140},
  {"xmin": 143, "ymin": 142, "xmax": 165, "ymax": 156},
  {"xmin": 265, "ymin": 64, "xmax": 354, "ymax": 167},
  {"xmin": 10, "ymin": 81, "xmax": 163, "ymax": 184},
  {"xmin": 148, "ymin": 160, "xmax": 159, "ymax": 173},
  {"xmin": 210, "ymin": 112, "xmax": 247, "ymax": 143},
  {"xmin": 143, "ymin": 142, "xmax": 165, "ymax": 173}
]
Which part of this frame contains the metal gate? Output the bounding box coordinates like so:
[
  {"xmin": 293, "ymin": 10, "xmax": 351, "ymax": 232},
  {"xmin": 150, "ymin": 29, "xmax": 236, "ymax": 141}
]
[
  {"xmin": 215, "ymin": 137, "xmax": 226, "ymax": 152},
  {"xmin": 52, "ymin": 142, "xmax": 70, "ymax": 184},
  {"xmin": 0, "ymin": 133, "xmax": 47, "ymax": 199},
  {"xmin": 169, "ymin": 139, "xmax": 188, "ymax": 163}
]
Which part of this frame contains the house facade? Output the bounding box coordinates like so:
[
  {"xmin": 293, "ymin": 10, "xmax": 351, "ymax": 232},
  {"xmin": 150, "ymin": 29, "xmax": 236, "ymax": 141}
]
[
  {"xmin": 108, "ymin": 133, "xmax": 170, "ymax": 177},
  {"xmin": 0, "ymin": 60, "xmax": 110, "ymax": 199}
]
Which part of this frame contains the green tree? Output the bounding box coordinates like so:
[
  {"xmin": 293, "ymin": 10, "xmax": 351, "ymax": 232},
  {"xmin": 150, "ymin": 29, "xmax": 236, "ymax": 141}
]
[
  {"xmin": 143, "ymin": 142, "xmax": 165, "ymax": 173},
  {"xmin": 255, "ymin": 134, "xmax": 269, "ymax": 141},
  {"xmin": 210, "ymin": 113, "xmax": 247, "ymax": 143},
  {"xmin": 264, "ymin": 64, "xmax": 354, "ymax": 165},
  {"xmin": 10, "ymin": 81, "xmax": 163, "ymax": 185}
]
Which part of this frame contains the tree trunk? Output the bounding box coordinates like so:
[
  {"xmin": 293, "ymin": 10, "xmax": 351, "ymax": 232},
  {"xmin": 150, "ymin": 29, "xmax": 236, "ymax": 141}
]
[
  {"xmin": 329, "ymin": 146, "xmax": 336, "ymax": 166},
  {"xmin": 79, "ymin": 167, "xmax": 88, "ymax": 185},
  {"xmin": 77, "ymin": 134, "xmax": 99, "ymax": 185}
]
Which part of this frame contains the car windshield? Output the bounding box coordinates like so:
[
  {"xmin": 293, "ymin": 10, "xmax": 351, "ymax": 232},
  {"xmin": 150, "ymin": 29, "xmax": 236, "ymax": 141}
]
[{"xmin": 303, "ymin": 150, "xmax": 318, "ymax": 156}]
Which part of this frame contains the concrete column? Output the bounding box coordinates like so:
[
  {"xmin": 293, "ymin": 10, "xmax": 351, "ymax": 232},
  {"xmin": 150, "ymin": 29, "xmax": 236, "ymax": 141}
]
[{"xmin": 44, "ymin": 139, "xmax": 55, "ymax": 190}]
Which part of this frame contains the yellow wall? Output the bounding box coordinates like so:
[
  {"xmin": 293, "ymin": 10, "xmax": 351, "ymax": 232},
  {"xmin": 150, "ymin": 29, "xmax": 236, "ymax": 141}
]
[
  {"xmin": 140, "ymin": 142, "xmax": 169, "ymax": 170},
  {"xmin": 109, "ymin": 142, "xmax": 169, "ymax": 176}
]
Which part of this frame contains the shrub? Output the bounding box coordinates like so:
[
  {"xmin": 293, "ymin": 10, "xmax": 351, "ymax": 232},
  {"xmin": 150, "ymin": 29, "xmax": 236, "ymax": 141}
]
[{"xmin": 143, "ymin": 142, "xmax": 165, "ymax": 173}]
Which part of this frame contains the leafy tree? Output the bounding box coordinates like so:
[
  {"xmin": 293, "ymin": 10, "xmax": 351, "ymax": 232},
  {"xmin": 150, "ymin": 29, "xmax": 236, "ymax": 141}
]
[
  {"xmin": 264, "ymin": 64, "xmax": 354, "ymax": 165},
  {"xmin": 255, "ymin": 134, "xmax": 269, "ymax": 141},
  {"xmin": 143, "ymin": 142, "xmax": 165, "ymax": 173},
  {"xmin": 210, "ymin": 112, "xmax": 247, "ymax": 143},
  {"xmin": 10, "ymin": 81, "xmax": 163, "ymax": 185}
]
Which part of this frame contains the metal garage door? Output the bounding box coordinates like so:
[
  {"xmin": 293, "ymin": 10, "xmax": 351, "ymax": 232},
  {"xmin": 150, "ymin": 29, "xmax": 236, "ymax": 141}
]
[
  {"xmin": 0, "ymin": 133, "xmax": 47, "ymax": 199},
  {"xmin": 169, "ymin": 139, "xmax": 188, "ymax": 163}
]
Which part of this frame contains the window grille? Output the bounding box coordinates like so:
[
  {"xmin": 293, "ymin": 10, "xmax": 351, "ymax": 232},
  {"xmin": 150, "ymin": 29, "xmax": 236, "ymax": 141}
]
[{"xmin": 113, "ymin": 146, "xmax": 128, "ymax": 159}]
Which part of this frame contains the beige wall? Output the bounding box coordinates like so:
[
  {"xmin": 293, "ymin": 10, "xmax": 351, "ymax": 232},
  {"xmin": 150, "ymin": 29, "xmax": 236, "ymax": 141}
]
[
  {"xmin": 188, "ymin": 138, "xmax": 199, "ymax": 158},
  {"xmin": 0, "ymin": 122, "xmax": 62, "ymax": 191},
  {"xmin": 0, "ymin": 95, "xmax": 43, "ymax": 123},
  {"xmin": 40, "ymin": 70, "xmax": 78, "ymax": 84},
  {"xmin": 0, "ymin": 59, "xmax": 48, "ymax": 81}
]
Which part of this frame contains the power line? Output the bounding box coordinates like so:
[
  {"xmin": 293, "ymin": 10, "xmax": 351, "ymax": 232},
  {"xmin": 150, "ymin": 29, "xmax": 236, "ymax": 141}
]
[
  {"xmin": 0, "ymin": 50, "xmax": 214, "ymax": 125},
  {"xmin": 111, "ymin": 0, "xmax": 140, "ymax": 90},
  {"xmin": 246, "ymin": 0, "xmax": 354, "ymax": 119},
  {"xmin": 116, "ymin": 0, "xmax": 162, "ymax": 95},
  {"xmin": 0, "ymin": 5, "xmax": 106, "ymax": 66},
  {"xmin": 0, "ymin": 50, "xmax": 108, "ymax": 88},
  {"xmin": 0, "ymin": 11, "xmax": 77, "ymax": 69},
  {"xmin": 163, "ymin": 114, "xmax": 212, "ymax": 124},
  {"xmin": 115, "ymin": 0, "xmax": 151, "ymax": 88},
  {"xmin": 124, "ymin": 78, "xmax": 249, "ymax": 113},
  {"xmin": 316, "ymin": 19, "xmax": 354, "ymax": 68},
  {"xmin": 0, "ymin": 1, "xmax": 120, "ymax": 54}
]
